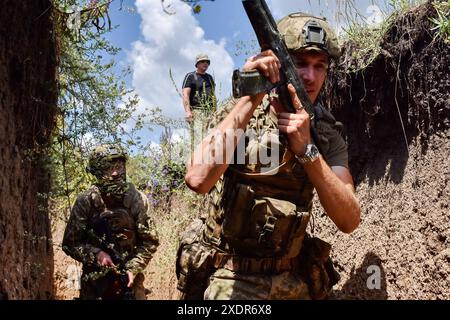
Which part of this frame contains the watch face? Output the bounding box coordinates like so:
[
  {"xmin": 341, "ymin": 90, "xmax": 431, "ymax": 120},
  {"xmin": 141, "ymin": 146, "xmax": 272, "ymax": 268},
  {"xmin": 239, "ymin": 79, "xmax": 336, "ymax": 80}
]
[
  {"xmin": 308, "ymin": 144, "xmax": 319, "ymax": 157},
  {"xmin": 296, "ymin": 144, "xmax": 320, "ymax": 164},
  {"xmin": 302, "ymin": 144, "xmax": 319, "ymax": 163}
]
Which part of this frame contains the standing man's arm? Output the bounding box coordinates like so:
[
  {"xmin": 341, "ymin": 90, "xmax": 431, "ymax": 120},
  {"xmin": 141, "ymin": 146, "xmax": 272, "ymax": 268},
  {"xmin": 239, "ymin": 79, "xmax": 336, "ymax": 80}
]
[
  {"xmin": 183, "ymin": 87, "xmax": 193, "ymax": 121},
  {"xmin": 182, "ymin": 73, "xmax": 193, "ymax": 122}
]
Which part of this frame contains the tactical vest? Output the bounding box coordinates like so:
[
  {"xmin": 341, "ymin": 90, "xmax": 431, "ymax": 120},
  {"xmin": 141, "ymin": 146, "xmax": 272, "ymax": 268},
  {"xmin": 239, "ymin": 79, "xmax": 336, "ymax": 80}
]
[
  {"xmin": 80, "ymin": 186, "xmax": 148, "ymax": 300},
  {"xmin": 86, "ymin": 186, "xmax": 137, "ymax": 266},
  {"xmin": 202, "ymin": 97, "xmax": 340, "ymax": 261}
]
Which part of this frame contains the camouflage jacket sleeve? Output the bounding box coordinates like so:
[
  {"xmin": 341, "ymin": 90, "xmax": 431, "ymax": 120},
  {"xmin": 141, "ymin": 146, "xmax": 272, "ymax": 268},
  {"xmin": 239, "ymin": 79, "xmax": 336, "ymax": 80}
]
[
  {"xmin": 62, "ymin": 192, "xmax": 101, "ymax": 265},
  {"xmin": 125, "ymin": 189, "xmax": 159, "ymax": 274}
]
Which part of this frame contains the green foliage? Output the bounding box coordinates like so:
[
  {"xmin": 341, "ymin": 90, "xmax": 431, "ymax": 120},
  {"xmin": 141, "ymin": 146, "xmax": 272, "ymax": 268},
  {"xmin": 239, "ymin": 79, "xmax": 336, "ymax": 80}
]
[
  {"xmin": 55, "ymin": 0, "xmax": 145, "ymax": 148},
  {"xmin": 340, "ymin": 0, "xmax": 426, "ymax": 73},
  {"xmin": 388, "ymin": 0, "xmax": 423, "ymax": 11},
  {"xmin": 50, "ymin": 0, "xmax": 148, "ymax": 212},
  {"xmin": 342, "ymin": 21, "xmax": 390, "ymax": 72},
  {"xmin": 193, "ymin": 5, "xmax": 202, "ymax": 14},
  {"xmin": 49, "ymin": 126, "xmax": 95, "ymax": 220},
  {"xmin": 430, "ymin": 1, "xmax": 450, "ymax": 42},
  {"xmin": 181, "ymin": 0, "xmax": 215, "ymax": 14},
  {"xmin": 127, "ymin": 127, "xmax": 189, "ymax": 210}
]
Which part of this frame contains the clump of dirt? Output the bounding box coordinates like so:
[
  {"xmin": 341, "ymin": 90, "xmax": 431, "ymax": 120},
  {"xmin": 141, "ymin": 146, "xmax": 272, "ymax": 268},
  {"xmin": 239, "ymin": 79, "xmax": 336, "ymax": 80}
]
[
  {"xmin": 315, "ymin": 1, "xmax": 450, "ymax": 299},
  {"xmin": 326, "ymin": 1, "xmax": 449, "ymax": 178}
]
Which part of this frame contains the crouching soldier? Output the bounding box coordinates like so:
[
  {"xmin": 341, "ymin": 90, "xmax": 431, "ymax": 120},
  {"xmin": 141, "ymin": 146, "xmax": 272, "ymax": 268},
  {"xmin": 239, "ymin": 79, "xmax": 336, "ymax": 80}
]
[
  {"xmin": 176, "ymin": 13, "xmax": 360, "ymax": 300},
  {"xmin": 62, "ymin": 144, "xmax": 159, "ymax": 300}
]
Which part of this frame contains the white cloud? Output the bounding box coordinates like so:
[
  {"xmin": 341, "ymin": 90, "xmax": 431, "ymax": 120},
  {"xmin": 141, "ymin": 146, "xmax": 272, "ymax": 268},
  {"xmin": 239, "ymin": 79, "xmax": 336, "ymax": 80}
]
[
  {"xmin": 129, "ymin": 0, "xmax": 234, "ymax": 121},
  {"xmin": 148, "ymin": 141, "xmax": 160, "ymax": 151},
  {"xmin": 366, "ymin": 5, "xmax": 384, "ymax": 26}
]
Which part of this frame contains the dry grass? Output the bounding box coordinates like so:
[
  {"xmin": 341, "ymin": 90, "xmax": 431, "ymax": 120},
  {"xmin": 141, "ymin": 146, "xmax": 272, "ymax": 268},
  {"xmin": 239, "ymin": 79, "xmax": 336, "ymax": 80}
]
[{"xmin": 144, "ymin": 189, "xmax": 203, "ymax": 300}]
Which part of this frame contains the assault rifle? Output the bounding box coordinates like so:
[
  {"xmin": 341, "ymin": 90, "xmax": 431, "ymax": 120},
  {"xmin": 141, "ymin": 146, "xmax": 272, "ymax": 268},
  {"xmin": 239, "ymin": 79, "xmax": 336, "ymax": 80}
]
[
  {"xmin": 93, "ymin": 268, "xmax": 135, "ymax": 300},
  {"xmin": 90, "ymin": 213, "xmax": 136, "ymax": 300},
  {"xmin": 232, "ymin": 0, "xmax": 322, "ymax": 148}
]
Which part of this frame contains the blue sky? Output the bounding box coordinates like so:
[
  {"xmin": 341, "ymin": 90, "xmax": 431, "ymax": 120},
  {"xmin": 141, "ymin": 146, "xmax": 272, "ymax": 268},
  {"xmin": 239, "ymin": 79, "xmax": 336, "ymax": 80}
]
[{"xmin": 101, "ymin": 0, "xmax": 389, "ymax": 147}]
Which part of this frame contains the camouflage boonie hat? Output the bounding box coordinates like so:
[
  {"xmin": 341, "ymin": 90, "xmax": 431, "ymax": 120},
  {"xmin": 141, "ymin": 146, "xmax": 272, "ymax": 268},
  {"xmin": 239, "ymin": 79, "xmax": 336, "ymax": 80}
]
[
  {"xmin": 277, "ymin": 13, "xmax": 341, "ymax": 59},
  {"xmin": 87, "ymin": 144, "xmax": 128, "ymax": 177},
  {"xmin": 195, "ymin": 53, "xmax": 210, "ymax": 67}
]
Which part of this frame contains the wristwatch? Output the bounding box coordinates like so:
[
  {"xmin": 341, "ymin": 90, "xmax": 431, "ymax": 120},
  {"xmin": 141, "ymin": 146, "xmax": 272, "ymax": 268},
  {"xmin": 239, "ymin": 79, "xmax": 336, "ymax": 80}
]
[{"xmin": 295, "ymin": 144, "xmax": 320, "ymax": 164}]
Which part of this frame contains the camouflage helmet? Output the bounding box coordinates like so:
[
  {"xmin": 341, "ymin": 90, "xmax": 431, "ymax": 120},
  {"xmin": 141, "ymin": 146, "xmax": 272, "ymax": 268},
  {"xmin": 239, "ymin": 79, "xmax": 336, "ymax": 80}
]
[
  {"xmin": 86, "ymin": 143, "xmax": 128, "ymax": 177},
  {"xmin": 277, "ymin": 13, "xmax": 341, "ymax": 59}
]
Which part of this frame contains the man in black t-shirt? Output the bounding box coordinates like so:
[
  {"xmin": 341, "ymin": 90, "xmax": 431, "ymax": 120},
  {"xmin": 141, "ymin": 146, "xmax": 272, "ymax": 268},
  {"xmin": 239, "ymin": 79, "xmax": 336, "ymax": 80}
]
[
  {"xmin": 182, "ymin": 53, "xmax": 216, "ymax": 150},
  {"xmin": 182, "ymin": 53, "xmax": 216, "ymax": 122}
]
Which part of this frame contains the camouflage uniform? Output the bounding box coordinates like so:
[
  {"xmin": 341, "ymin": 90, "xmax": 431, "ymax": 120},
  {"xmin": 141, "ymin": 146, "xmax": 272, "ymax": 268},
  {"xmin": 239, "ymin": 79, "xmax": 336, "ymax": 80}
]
[
  {"xmin": 177, "ymin": 14, "xmax": 346, "ymax": 300},
  {"xmin": 204, "ymin": 97, "xmax": 346, "ymax": 300},
  {"xmin": 62, "ymin": 145, "xmax": 159, "ymax": 300}
]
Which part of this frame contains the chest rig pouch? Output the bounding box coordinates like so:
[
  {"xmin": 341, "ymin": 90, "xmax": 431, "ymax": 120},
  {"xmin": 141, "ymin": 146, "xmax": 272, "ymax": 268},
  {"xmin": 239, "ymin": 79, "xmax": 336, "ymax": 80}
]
[
  {"xmin": 221, "ymin": 182, "xmax": 310, "ymax": 258},
  {"xmin": 88, "ymin": 189, "xmax": 137, "ymax": 265},
  {"xmin": 207, "ymin": 98, "xmax": 312, "ymax": 259},
  {"xmin": 176, "ymin": 219, "xmax": 216, "ymax": 300},
  {"xmin": 92, "ymin": 209, "xmax": 136, "ymax": 261}
]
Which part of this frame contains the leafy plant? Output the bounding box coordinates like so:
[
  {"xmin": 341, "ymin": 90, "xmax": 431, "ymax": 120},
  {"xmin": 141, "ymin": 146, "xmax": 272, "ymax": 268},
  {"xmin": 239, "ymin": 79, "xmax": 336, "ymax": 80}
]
[
  {"xmin": 340, "ymin": 0, "xmax": 426, "ymax": 73},
  {"xmin": 49, "ymin": 0, "xmax": 148, "ymax": 215},
  {"xmin": 430, "ymin": 0, "xmax": 450, "ymax": 42},
  {"xmin": 127, "ymin": 129, "xmax": 189, "ymax": 211}
]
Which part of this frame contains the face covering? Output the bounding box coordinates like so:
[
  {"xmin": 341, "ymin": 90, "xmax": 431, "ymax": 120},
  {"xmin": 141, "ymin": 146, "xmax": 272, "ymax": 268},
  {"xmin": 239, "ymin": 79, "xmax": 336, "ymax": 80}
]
[
  {"xmin": 95, "ymin": 163, "xmax": 129, "ymax": 200},
  {"xmin": 97, "ymin": 177, "xmax": 128, "ymax": 200}
]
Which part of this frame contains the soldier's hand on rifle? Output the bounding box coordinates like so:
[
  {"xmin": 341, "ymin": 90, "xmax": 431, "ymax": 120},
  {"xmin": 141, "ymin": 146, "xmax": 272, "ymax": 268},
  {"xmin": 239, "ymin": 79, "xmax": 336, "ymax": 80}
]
[
  {"xmin": 126, "ymin": 271, "xmax": 134, "ymax": 288},
  {"xmin": 243, "ymin": 49, "xmax": 281, "ymax": 84},
  {"xmin": 96, "ymin": 250, "xmax": 116, "ymax": 268},
  {"xmin": 276, "ymin": 83, "xmax": 312, "ymax": 155}
]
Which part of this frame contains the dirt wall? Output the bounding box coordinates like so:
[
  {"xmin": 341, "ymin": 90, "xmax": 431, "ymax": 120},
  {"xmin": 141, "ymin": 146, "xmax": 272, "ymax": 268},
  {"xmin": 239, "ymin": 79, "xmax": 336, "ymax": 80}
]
[
  {"xmin": 0, "ymin": 0, "xmax": 58, "ymax": 299},
  {"xmin": 317, "ymin": 1, "xmax": 450, "ymax": 299}
]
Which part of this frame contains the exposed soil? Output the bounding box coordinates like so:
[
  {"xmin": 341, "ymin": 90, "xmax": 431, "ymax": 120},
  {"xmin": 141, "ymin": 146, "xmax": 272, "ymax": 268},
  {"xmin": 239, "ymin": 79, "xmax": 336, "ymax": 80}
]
[
  {"xmin": 317, "ymin": 1, "xmax": 450, "ymax": 299},
  {"xmin": 0, "ymin": 0, "xmax": 57, "ymax": 299}
]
